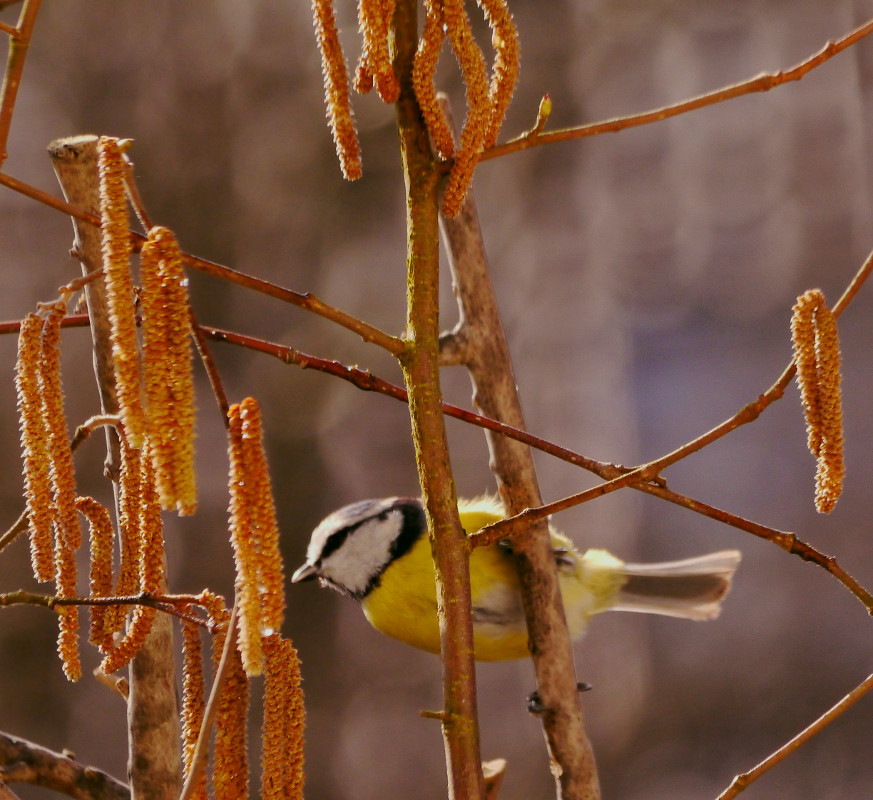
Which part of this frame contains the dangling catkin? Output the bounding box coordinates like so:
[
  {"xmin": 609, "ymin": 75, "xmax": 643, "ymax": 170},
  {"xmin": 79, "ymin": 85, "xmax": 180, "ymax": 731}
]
[
  {"xmin": 181, "ymin": 612, "xmax": 208, "ymax": 800},
  {"xmin": 16, "ymin": 313, "xmax": 55, "ymax": 582},
  {"xmin": 790, "ymin": 289, "xmax": 845, "ymax": 513},
  {"xmin": 140, "ymin": 226, "xmax": 197, "ymax": 515},
  {"xmin": 227, "ymin": 403, "xmax": 264, "ymax": 676},
  {"xmin": 311, "ymin": 0, "xmax": 363, "ymax": 180},
  {"xmin": 239, "ymin": 398, "xmax": 285, "ymax": 634},
  {"xmin": 261, "ymin": 633, "xmax": 305, "ymax": 800},
  {"xmin": 76, "ymin": 496, "xmax": 115, "ymax": 652},
  {"xmin": 98, "ymin": 136, "xmax": 146, "ymax": 448},
  {"xmin": 212, "ymin": 605, "xmax": 249, "ymax": 800}
]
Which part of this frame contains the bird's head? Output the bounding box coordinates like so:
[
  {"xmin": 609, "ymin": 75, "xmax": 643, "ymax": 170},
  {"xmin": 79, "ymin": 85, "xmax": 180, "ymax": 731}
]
[{"xmin": 291, "ymin": 497, "xmax": 427, "ymax": 600}]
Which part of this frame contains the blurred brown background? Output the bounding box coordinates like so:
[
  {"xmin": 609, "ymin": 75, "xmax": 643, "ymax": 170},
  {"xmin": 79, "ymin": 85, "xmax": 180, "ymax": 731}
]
[{"xmin": 3, "ymin": 1, "xmax": 873, "ymax": 798}]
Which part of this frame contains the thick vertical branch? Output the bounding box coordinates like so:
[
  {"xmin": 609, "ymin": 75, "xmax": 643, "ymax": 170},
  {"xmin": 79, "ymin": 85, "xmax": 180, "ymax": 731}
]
[
  {"xmin": 47, "ymin": 136, "xmax": 121, "ymax": 476},
  {"xmin": 438, "ymin": 98, "xmax": 601, "ymax": 799},
  {"xmin": 48, "ymin": 136, "xmax": 182, "ymax": 800},
  {"xmin": 393, "ymin": 5, "xmax": 485, "ymax": 799}
]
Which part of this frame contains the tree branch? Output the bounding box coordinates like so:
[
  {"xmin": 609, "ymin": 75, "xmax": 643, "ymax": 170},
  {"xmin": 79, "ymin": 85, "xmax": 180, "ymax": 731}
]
[
  {"xmin": 438, "ymin": 95, "xmax": 600, "ymax": 799},
  {"xmin": 47, "ymin": 135, "xmax": 121, "ymax": 477},
  {"xmin": 0, "ymin": 590, "xmax": 221, "ymax": 630},
  {"xmin": 193, "ymin": 320, "xmax": 873, "ymax": 613},
  {"xmin": 472, "ymin": 242, "xmax": 873, "ymax": 541},
  {"xmin": 0, "ymin": 731, "xmax": 129, "ymax": 800},
  {"xmin": 48, "ymin": 134, "xmax": 181, "ymax": 800},
  {"xmin": 393, "ymin": 1, "xmax": 484, "ymax": 797},
  {"xmin": 716, "ymin": 670, "xmax": 873, "ymax": 799},
  {"xmin": 0, "ymin": 170, "xmax": 405, "ymax": 356},
  {"xmin": 0, "ymin": 0, "xmax": 41, "ymax": 168},
  {"xmin": 481, "ymin": 16, "xmax": 873, "ymax": 161}
]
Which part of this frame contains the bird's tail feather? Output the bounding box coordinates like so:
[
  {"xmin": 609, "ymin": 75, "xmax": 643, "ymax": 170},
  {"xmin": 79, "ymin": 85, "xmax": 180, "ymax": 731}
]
[{"xmin": 615, "ymin": 550, "xmax": 741, "ymax": 620}]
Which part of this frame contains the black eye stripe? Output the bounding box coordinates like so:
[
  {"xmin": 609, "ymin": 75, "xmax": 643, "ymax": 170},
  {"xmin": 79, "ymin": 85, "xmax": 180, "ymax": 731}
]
[
  {"xmin": 388, "ymin": 500, "xmax": 427, "ymax": 562},
  {"xmin": 319, "ymin": 526, "xmax": 353, "ymax": 561},
  {"xmin": 312, "ymin": 498, "xmax": 426, "ymax": 597},
  {"xmin": 316, "ymin": 499, "xmax": 411, "ymax": 562}
]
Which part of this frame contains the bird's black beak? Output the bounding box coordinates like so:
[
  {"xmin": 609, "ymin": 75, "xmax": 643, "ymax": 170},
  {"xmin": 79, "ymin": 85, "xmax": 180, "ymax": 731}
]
[{"xmin": 291, "ymin": 563, "xmax": 318, "ymax": 583}]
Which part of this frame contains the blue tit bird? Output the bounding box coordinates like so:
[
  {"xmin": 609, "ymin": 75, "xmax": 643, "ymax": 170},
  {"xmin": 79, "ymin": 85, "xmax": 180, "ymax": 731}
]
[{"xmin": 291, "ymin": 496, "xmax": 740, "ymax": 661}]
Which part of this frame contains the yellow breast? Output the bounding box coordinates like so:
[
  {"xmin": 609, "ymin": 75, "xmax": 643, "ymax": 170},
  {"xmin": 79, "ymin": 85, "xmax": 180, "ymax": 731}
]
[{"xmin": 360, "ymin": 499, "xmax": 624, "ymax": 661}]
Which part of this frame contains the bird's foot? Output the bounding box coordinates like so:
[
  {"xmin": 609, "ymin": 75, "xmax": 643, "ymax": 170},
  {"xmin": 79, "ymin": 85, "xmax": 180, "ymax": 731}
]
[{"xmin": 526, "ymin": 681, "xmax": 592, "ymax": 715}]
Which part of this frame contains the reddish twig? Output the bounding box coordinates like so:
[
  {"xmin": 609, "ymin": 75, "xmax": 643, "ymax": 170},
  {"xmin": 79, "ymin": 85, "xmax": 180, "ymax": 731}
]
[
  {"xmin": 716, "ymin": 671, "xmax": 873, "ymax": 799},
  {"xmin": 0, "ymin": 590, "xmax": 221, "ymax": 631},
  {"xmin": 634, "ymin": 483, "xmax": 873, "ymax": 612},
  {"xmin": 471, "ymin": 246, "xmax": 873, "ymax": 541},
  {"xmin": 189, "ymin": 307, "xmax": 230, "ymax": 422},
  {"xmin": 0, "ymin": 169, "xmax": 89, "ymax": 220},
  {"xmin": 180, "ymin": 250, "xmax": 404, "ymax": 355},
  {"xmin": 0, "ymin": 0, "xmax": 41, "ymax": 168},
  {"xmin": 482, "ymin": 17, "xmax": 873, "ymax": 161},
  {"xmin": 177, "ymin": 601, "xmax": 238, "ymax": 800},
  {"xmin": 197, "ymin": 322, "xmax": 613, "ymax": 469},
  {"xmin": 0, "ymin": 172, "xmax": 404, "ymax": 355}
]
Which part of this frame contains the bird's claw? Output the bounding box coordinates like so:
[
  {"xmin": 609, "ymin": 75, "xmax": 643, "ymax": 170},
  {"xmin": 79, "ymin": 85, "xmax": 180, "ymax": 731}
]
[{"xmin": 526, "ymin": 681, "xmax": 592, "ymax": 715}]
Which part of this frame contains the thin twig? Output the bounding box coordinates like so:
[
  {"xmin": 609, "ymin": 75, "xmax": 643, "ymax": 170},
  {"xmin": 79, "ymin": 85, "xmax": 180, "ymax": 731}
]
[
  {"xmin": 0, "ymin": 590, "xmax": 219, "ymax": 631},
  {"xmin": 189, "ymin": 307, "xmax": 230, "ymax": 421},
  {"xmin": 482, "ymin": 16, "xmax": 873, "ymax": 161},
  {"xmin": 120, "ymin": 147, "xmax": 153, "ymax": 231},
  {"xmin": 716, "ymin": 671, "xmax": 873, "ymax": 799},
  {"xmin": 0, "ymin": 511, "xmax": 26, "ymax": 555},
  {"xmin": 180, "ymin": 249, "xmax": 405, "ymax": 355},
  {"xmin": 0, "ymin": 306, "xmax": 229, "ymax": 421},
  {"xmin": 198, "ymin": 322, "xmax": 615, "ymax": 469},
  {"xmin": 0, "ymin": 0, "xmax": 41, "ymax": 168},
  {"xmin": 0, "ymin": 170, "xmax": 99, "ymax": 223},
  {"xmin": 0, "ymin": 169, "xmax": 405, "ymax": 355},
  {"xmin": 0, "ymin": 314, "xmax": 90, "ymax": 334},
  {"xmin": 472, "ymin": 245, "xmax": 873, "ymax": 540},
  {"xmin": 633, "ymin": 482, "xmax": 873, "ymax": 613},
  {"xmin": 177, "ymin": 601, "xmax": 238, "ymax": 800}
]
